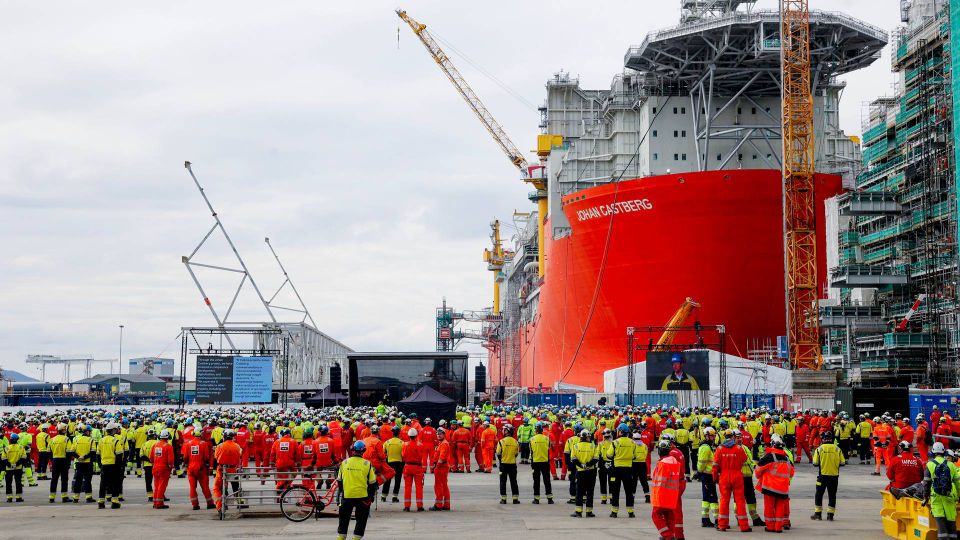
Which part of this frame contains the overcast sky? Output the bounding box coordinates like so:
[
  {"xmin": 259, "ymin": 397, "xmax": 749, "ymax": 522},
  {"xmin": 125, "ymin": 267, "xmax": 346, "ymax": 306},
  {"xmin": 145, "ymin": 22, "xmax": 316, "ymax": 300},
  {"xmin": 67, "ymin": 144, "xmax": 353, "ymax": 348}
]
[{"xmin": 0, "ymin": 0, "xmax": 904, "ymax": 381}]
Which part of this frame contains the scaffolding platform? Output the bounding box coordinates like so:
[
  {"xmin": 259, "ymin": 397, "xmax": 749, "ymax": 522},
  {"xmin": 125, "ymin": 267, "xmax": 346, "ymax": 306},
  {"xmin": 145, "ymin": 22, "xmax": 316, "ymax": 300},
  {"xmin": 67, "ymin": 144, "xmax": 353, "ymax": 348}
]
[{"xmin": 830, "ymin": 265, "xmax": 909, "ymax": 288}]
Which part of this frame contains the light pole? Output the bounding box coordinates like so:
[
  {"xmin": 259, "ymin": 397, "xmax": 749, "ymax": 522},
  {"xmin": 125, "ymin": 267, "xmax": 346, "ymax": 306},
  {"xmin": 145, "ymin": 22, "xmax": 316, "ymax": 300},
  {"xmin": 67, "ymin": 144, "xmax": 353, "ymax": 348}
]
[{"xmin": 118, "ymin": 324, "xmax": 124, "ymax": 397}]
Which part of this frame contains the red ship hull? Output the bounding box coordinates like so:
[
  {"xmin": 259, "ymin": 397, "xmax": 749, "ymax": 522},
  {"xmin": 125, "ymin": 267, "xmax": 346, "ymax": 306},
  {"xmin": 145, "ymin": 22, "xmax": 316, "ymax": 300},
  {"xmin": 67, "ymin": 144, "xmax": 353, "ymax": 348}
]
[{"xmin": 490, "ymin": 169, "xmax": 843, "ymax": 391}]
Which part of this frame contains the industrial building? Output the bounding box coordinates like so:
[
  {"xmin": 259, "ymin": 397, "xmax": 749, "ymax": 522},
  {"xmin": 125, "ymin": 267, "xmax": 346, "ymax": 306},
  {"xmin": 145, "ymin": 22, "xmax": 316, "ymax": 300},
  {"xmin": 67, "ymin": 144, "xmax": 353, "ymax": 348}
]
[{"xmin": 824, "ymin": 0, "xmax": 960, "ymax": 387}]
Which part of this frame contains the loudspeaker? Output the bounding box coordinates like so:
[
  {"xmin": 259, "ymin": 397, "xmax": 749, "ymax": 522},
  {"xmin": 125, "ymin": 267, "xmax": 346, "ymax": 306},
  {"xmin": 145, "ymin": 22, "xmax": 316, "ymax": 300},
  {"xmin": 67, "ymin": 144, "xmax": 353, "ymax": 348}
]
[
  {"xmin": 475, "ymin": 364, "xmax": 487, "ymax": 393},
  {"xmin": 330, "ymin": 364, "xmax": 342, "ymax": 393},
  {"xmin": 496, "ymin": 386, "xmax": 505, "ymax": 401}
]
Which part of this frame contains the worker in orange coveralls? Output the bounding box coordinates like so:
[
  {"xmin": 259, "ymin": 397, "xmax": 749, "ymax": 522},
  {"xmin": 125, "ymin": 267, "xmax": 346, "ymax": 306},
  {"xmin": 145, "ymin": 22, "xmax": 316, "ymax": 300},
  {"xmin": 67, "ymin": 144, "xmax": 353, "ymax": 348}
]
[
  {"xmin": 213, "ymin": 429, "xmax": 242, "ymax": 511},
  {"xmin": 872, "ymin": 419, "xmax": 894, "ymax": 476},
  {"xmin": 402, "ymin": 428, "xmax": 425, "ymax": 511},
  {"xmin": 252, "ymin": 424, "xmax": 266, "ymax": 472},
  {"xmin": 713, "ymin": 429, "xmax": 752, "ymax": 532},
  {"xmin": 182, "ymin": 431, "xmax": 214, "ymax": 510},
  {"xmin": 651, "ymin": 440, "xmax": 683, "ymax": 540},
  {"xmin": 362, "ymin": 425, "xmax": 394, "ymax": 488},
  {"xmin": 452, "ymin": 421, "xmax": 473, "ymax": 473},
  {"xmin": 480, "ymin": 421, "xmax": 498, "ymax": 473},
  {"xmin": 270, "ymin": 428, "xmax": 297, "ymax": 493},
  {"xmin": 754, "ymin": 434, "xmax": 795, "ymax": 533},
  {"xmin": 430, "ymin": 427, "xmax": 451, "ymax": 511},
  {"xmin": 150, "ymin": 430, "xmax": 175, "ymax": 509},
  {"xmin": 914, "ymin": 416, "xmax": 931, "ymax": 462}
]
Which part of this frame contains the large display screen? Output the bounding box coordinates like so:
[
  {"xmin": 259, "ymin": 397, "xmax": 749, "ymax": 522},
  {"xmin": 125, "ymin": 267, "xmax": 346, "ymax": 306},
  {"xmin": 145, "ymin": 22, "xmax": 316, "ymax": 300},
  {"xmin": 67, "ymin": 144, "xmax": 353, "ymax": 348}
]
[
  {"xmin": 196, "ymin": 355, "xmax": 273, "ymax": 403},
  {"xmin": 348, "ymin": 354, "xmax": 467, "ymax": 406},
  {"xmin": 645, "ymin": 350, "xmax": 710, "ymax": 391}
]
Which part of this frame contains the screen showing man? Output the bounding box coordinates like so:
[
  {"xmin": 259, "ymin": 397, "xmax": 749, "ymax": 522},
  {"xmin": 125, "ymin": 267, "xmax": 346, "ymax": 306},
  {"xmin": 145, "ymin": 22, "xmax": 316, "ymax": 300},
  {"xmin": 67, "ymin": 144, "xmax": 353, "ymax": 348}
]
[{"xmin": 645, "ymin": 351, "xmax": 710, "ymax": 391}]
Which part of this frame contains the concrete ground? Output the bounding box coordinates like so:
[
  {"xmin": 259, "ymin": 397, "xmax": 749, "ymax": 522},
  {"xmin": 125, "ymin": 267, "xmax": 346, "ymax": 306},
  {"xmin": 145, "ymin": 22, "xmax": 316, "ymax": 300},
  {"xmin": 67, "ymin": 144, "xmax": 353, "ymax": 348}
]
[{"xmin": 0, "ymin": 457, "xmax": 890, "ymax": 539}]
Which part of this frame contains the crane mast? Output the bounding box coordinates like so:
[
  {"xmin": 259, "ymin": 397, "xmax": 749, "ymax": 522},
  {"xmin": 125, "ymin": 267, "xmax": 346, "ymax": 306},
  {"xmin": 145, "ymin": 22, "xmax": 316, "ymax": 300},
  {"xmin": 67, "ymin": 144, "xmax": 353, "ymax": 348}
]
[
  {"xmin": 396, "ymin": 9, "xmax": 529, "ymax": 173},
  {"xmin": 780, "ymin": 0, "xmax": 822, "ymax": 370}
]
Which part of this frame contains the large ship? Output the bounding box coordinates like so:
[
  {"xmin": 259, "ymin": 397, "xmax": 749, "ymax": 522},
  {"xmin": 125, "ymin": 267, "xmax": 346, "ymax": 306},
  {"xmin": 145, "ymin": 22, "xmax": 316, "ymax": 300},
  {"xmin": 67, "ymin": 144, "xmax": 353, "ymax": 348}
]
[{"xmin": 486, "ymin": 1, "xmax": 888, "ymax": 392}]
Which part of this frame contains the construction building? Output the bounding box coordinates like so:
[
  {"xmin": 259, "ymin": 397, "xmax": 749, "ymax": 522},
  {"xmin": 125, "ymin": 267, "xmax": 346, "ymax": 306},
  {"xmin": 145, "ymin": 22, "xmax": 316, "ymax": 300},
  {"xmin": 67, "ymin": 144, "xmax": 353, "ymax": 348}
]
[{"xmin": 824, "ymin": 0, "xmax": 960, "ymax": 386}]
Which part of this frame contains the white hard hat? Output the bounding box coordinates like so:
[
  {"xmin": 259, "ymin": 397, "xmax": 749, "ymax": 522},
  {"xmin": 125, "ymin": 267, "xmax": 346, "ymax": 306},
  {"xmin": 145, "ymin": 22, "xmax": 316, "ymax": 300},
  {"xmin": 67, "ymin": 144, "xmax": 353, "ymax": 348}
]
[
  {"xmin": 770, "ymin": 434, "xmax": 784, "ymax": 445},
  {"xmin": 159, "ymin": 429, "xmax": 171, "ymax": 440},
  {"xmin": 933, "ymin": 442, "xmax": 946, "ymax": 455},
  {"xmin": 407, "ymin": 428, "xmax": 418, "ymax": 438}
]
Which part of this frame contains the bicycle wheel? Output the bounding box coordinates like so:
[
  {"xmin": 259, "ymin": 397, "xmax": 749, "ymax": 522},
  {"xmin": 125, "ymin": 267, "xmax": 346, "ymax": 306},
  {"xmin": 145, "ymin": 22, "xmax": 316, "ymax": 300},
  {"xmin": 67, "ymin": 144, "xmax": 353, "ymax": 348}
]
[{"xmin": 280, "ymin": 486, "xmax": 315, "ymax": 522}]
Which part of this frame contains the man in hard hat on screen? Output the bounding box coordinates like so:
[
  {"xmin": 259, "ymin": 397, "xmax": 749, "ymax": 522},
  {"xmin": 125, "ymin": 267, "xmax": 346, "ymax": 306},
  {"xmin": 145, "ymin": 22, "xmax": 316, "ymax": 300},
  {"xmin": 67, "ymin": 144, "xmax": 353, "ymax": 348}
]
[{"xmin": 661, "ymin": 353, "xmax": 701, "ymax": 391}]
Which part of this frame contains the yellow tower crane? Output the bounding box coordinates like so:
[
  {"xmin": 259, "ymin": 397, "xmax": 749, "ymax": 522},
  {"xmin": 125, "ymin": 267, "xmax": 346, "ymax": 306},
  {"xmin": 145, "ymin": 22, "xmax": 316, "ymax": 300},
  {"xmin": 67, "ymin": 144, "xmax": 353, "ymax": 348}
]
[
  {"xmin": 482, "ymin": 220, "xmax": 512, "ymax": 315},
  {"xmin": 396, "ymin": 9, "xmax": 557, "ymax": 280},
  {"xmin": 780, "ymin": 0, "xmax": 822, "ymax": 370},
  {"xmin": 654, "ymin": 297, "xmax": 701, "ymax": 351}
]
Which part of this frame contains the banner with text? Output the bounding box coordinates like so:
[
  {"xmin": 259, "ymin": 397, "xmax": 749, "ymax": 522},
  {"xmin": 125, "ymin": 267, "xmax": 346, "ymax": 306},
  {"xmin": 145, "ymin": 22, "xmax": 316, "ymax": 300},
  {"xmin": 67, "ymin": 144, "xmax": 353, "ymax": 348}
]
[{"xmin": 196, "ymin": 355, "xmax": 273, "ymax": 403}]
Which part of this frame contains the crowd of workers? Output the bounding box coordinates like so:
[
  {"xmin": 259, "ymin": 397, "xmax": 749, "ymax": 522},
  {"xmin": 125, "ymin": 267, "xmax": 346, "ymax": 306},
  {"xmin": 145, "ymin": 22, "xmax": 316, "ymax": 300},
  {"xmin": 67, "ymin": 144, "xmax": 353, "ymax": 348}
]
[{"xmin": 1, "ymin": 402, "xmax": 958, "ymax": 540}]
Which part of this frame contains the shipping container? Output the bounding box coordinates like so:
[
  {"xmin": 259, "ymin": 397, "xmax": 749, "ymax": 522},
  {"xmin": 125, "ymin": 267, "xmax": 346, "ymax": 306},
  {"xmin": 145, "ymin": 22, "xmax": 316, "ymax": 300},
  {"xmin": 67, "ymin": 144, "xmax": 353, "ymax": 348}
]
[
  {"xmin": 833, "ymin": 387, "xmax": 908, "ymax": 418},
  {"xmin": 577, "ymin": 393, "xmax": 615, "ymax": 407},
  {"xmin": 729, "ymin": 393, "xmax": 776, "ymax": 410},
  {"xmin": 520, "ymin": 393, "xmax": 576, "ymax": 407},
  {"xmin": 615, "ymin": 393, "xmax": 678, "ymax": 407},
  {"xmin": 909, "ymin": 393, "xmax": 959, "ymax": 421}
]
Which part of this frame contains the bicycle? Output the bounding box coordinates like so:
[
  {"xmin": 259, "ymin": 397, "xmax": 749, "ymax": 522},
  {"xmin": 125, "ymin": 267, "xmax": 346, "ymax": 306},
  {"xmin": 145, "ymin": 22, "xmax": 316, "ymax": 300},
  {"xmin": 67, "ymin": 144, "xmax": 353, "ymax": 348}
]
[{"xmin": 280, "ymin": 478, "xmax": 340, "ymax": 522}]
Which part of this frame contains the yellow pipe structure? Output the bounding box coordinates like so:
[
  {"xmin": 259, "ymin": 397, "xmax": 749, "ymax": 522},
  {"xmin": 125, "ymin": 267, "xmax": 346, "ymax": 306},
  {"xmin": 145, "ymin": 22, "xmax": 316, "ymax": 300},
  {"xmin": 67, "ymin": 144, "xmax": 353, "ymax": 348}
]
[{"xmin": 492, "ymin": 273, "xmax": 501, "ymax": 315}]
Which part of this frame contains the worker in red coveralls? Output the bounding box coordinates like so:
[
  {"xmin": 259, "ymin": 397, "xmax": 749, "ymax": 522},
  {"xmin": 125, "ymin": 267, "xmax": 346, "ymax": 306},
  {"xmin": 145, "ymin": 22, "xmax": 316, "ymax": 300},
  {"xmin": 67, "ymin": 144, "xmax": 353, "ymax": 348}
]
[
  {"xmin": 473, "ymin": 420, "xmax": 484, "ymax": 471},
  {"xmin": 795, "ymin": 417, "xmax": 812, "ymax": 463},
  {"xmin": 420, "ymin": 419, "xmax": 437, "ymax": 471},
  {"xmin": 297, "ymin": 427, "xmax": 318, "ymax": 490},
  {"xmin": 270, "ymin": 428, "xmax": 297, "ymax": 494},
  {"xmin": 235, "ymin": 423, "xmax": 250, "ymax": 467},
  {"xmin": 915, "ymin": 416, "xmax": 931, "ymax": 462},
  {"xmin": 430, "ymin": 427, "xmax": 451, "ymax": 511},
  {"xmin": 664, "ymin": 431, "xmax": 688, "ymax": 538},
  {"xmin": 151, "ymin": 430, "xmax": 175, "ymax": 509},
  {"xmin": 402, "ymin": 428, "xmax": 425, "ymax": 511},
  {"xmin": 651, "ymin": 440, "xmax": 683, "ymax": 540},
  {"xmin": 452, "ymin": 421, "xmax": 472, "ymax": 473},
  {"xmin": 252, "ymin": 424, "xmax": 266, "ymax": 472},
  {"xmin": 341, "ymin": 418, "xmax": 356, "ymax": 457},
  {"xmin": 713, "ymin": 429, "xmax": 752, "ymax": 532},
  {"xmin": 548, "ymin": 425, "xmax": 561, "ymax": 480},
  {"xmin": 931, "ymin": 406, "xmax": 942, "ymax": 428},
  {"xmin": 213, "ymin": 430, "xmax": 243, "ymax": 510},
  {"xmin": 639, "ymin": 423, "xmax": 656, "ymax": 476},
  {"xmin": 183, "ymin": 430, "xmax": 214, "ymax": 509},
  {"xmin": 872, "ymin": 419, "xmax": 894, "ymax": 476},
  {"xmin": 557, "ymin": 421, "xmax": 572, "ymax": 480},
  {"xmin": 754, "ymin": 434, "xmax": 795, "ymax": 533},
  {"xmin": 886, "ymin": 441, "xmax": 924, "ymax": 490},
  {"xmin": 313, "ymin": 425, "xmax": 337, "ymax": 487},
  {"xmin": 899, "ymin": 419, "xmax": 914, "ymax": 447},
  {"xmin": 480, "ymin": 421, "xmax": 497, "ymax": 473},
  {"xmin": 260, "ymin": 425, "xmax": 278, "ymax": 480}
]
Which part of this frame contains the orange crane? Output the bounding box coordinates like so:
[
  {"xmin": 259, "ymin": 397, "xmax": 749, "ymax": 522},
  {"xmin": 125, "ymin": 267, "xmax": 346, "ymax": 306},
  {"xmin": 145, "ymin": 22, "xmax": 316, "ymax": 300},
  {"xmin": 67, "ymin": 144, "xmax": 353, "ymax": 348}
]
[
  {"xmin": 654, "ymin": 297, "xmax": 701, "ymax": 351},
  {"xmin": 396, "ymin": 8, "xmax": 556, "ymax": 279},
  {"xmin": 780, "ymin": 0, "xmax": 822, "ymax": 370}
]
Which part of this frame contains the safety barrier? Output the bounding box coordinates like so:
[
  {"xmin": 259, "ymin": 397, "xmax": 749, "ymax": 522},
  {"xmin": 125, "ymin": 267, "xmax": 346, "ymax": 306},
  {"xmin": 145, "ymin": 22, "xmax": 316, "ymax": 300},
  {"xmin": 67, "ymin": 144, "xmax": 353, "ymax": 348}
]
[
  {"xmin": 879, "ymin": 489, "xmax": 950, "ymax": 540},
  {"xmin": 219, "ymin": 466, "xmax": 339, "ymax": 520}
]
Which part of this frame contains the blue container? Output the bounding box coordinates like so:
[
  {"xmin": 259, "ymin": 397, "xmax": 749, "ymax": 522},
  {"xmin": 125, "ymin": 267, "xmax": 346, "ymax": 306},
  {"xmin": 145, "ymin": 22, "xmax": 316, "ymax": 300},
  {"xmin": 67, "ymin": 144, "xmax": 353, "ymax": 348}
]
[
  {"xmin": 520, "ymin": 393, "xmax": 577, "ymax": 407},
  {"xmin": 615, "ymin": 393, "xmax": 678, "ymax": 407},
  {"xmin": 729, "ymin": 394, "xmax": 776, "ymax": 410},
  {"xmin": 909, "ymin": 394, "xmax": 956, "ymax": 421}
]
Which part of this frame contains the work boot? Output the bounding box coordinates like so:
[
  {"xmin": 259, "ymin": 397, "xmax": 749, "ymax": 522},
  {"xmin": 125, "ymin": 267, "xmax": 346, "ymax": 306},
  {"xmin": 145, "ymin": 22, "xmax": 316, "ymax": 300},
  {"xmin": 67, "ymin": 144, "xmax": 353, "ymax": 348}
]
[
  {"xmin": 111, "ymin": 502, "xmax": 121, "ymax": 509},
  {"xmin": 570, "ymin": 511, "xmax": 582, "ymax": 518},
  {"xmin": 532, "ymin": 499, "xmax": 540, "ymax": 504},
  {"xmin": 381, "ymin": 495, "xmax": 386, "ymax": 502},
  {"xmin": 609, "ymin": 511, "xmax": 617, "ymax": 518},
  {"xmin": 417, "ymin": 507, "xmax": 425, "ymax": 512},
  {"xmin": 403, "ymin": 507, "xmax": 411, "ymax": 512},
  {"xmin": 811, "ymin": 512, "xmax": 821, "ymax": 521},
  {"xmin": 753, "ymin": 517, "xmax": 765, "ymax": 527},
  {"xmin": 429, "ymin": 506, "xmax": 442, "ymax": 511},
  {"xmin": 5, "ymin": 497, "xmax": 11, "ymax": 503},
  {"xmin": 826, "ymin": 514, "xmax": 834, "ymax": 521},
  {"xmin": 645, "ymin": 495, "xmax": 651, "ymax": 503},
  {"xmin": 513, "ymin": 498, "xmax": 520, "ymax": 504},
  {"xmin": 567, "ymin": 498, "xmax": 576, "ymax": 504},
  {"xmin": 392, "ymin": 496, "xmax": 399, "ymax": 503},
  {"xmin": 628, "ymin": 511, "xmax": 635, "ymax": 518},
  {"xmin": 547, "ymin": 498, "xmax": 555, "ymax": 504},
  {"xmin": 98, "ymin": 502, "xmax": 106, "ymax": 509},
  {"xmin": 702, "ymin": 517, "xmax": 713, "ymax": 528},
  {"xmin": 585, "ymin": 510, "xmax": 595, "ymax": 518},
  {"xmin": 500, "ymin": 498, "xmax": 507, "ymax": 505},
  {"xmin": 15, "ymin": 497, "xmax": 23, "ymax": 503},
  {"xmin": 192, "ymin": 506, "xmax": 201, "ymax": 511},
  {"xmin": 207, "ymin": 503, "xmax": 216, "ymax": 509},
  {"xmin": 871, "ymin": 471, "xmax": 881, "ymax": 476}
]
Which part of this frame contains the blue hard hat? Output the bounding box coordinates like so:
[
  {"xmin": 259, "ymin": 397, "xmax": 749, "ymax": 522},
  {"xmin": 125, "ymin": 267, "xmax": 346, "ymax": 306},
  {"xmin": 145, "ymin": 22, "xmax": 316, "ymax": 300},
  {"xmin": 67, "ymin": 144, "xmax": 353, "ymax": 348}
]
[
  {"xmin": 671, "ymin": 353, "xmax": 683, "ymax": 363},
  {"xmin": 166, "ymin": 419, "xmax": 174, "ymax": 427},
  {"xmin": 9, "ymin": 433, "xmax": 19, "ymax": 443},
  {"xmin": 352, "ymin": 440, "xmax": 366, "ymax": 453},
  {"xmin": 617, "ymin": 423, "xmax": 629, "ymax": 433}
]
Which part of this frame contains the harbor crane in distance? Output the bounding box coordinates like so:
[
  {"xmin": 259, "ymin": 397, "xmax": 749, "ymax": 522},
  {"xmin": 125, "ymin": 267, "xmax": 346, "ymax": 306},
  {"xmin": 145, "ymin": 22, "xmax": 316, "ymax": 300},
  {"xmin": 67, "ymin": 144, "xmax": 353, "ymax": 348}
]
[
  {"xmin": 396, "ymin": 8, "xmax": 554, "ymax": 279},
  {"xmin": 780, "ymin": 0, "xmax": 822, "ymax": 370}
]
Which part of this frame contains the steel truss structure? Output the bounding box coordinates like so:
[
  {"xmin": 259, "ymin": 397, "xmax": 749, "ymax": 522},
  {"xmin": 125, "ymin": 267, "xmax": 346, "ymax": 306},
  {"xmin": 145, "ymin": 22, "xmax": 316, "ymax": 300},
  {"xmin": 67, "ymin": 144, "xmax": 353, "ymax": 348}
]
[
  {"xmin": 180, "ymin": 162, "xmax": 351, "ymax": 389},
  {"xmin": 626, "ymin": 324, "xmax": 728, "ymax": 408},
  {"xmin": 624, "ymin": 7, "xmax": 886, "ymax": 174}
]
